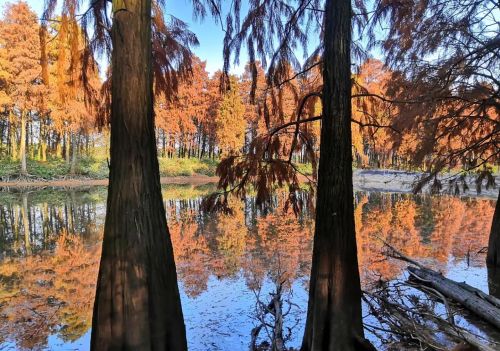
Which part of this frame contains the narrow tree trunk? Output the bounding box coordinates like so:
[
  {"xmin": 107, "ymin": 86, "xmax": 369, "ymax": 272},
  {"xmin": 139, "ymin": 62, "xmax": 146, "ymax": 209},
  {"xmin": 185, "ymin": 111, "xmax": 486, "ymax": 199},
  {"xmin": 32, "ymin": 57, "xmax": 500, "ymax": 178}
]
[
  {"xmin": 200, "ymin": 133, "xmax": 206, "ymax": 159},
  {"xmin": 90, "ymin": 1, "xmax": 187, "ymax": 350},
  {"xmin": 162, "ymin": 129, "xmax": 167, "ymax": 158},
  {"xmin": 39, "ymin": 118, "xmax": 47, "ymax": 162},
  {"xmin": 55, "ymin": 133, "xmax": 62, "ymax": 158},
  {"xmin": 19, "ymin": 110, "xmax": 27, "ymax": 175},
  {"xmin": 487, "ymin": 189, "xmax": 500, "ymax": 266},
  {"xmin": 70, "ymin": 132, "xmax": 78, "ymax": 175},
  {"xmin": 0, "ymin": 118, "xmax": 5, "ymax": 152},
  {"xmin": 301, "ymin": 0, "xmax": 370, "ymax": 349},
  {"xmin": 29, "ymin": 118, "xmax": 34, "ymax": 158},
  {"xmin": 65, "ymin": 131, "xmax": 70, "ymax": 165},
  {"xmin": 8, "ymin": 110, "xmax": 17, "ymax": 160}
]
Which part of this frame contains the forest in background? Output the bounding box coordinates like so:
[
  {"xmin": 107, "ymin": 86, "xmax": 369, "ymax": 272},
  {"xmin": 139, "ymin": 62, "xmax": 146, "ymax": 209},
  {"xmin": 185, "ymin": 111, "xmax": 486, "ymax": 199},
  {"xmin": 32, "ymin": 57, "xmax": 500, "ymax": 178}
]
[
  {"xmin": 0, "ymin": 0, "xmax": 498, "ymax": 349},
  {"xmin": 2, "ymin": 2, "xmax": 495, "ymax": 181}
]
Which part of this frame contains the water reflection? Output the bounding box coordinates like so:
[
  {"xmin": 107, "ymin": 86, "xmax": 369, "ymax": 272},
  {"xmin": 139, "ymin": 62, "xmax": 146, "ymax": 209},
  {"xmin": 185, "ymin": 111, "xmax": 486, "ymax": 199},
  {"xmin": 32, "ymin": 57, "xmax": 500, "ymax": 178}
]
[{"xmin": 0, "ymin": 186, "xmax": 496, "ymax": 350}]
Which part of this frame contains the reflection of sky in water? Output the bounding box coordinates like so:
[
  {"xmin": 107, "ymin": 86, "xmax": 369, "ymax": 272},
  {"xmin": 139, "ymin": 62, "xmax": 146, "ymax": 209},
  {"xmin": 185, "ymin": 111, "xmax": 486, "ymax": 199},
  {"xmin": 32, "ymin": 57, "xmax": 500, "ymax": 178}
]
[
  {"xmin": 4, "ymin": 273, "xmax": 309, "ymax": 351},
  {"xmin": 0, "ymin": 186, "xmax": 496, "ymax": 350},
  {"xmin": 24, "ymin": 259, "xmax": 495, "ymax": 350},
  {"xmin": 181, "ymin": 274, "xmax": 308, "ymax": 350}
]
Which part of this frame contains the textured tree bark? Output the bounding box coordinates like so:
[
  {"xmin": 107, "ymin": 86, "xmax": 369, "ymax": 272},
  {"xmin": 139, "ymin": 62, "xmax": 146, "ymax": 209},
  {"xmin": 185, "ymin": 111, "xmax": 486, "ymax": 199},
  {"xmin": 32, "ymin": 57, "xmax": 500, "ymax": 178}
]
[
  {"xmin": 300, "ymin": 0, "xmax": 370, "ymax": 349},
  {"xmin": 19, "ymin": 110, "xmax": 27, "ymax": 175},
  {"xmin": 487, "ymin": 189, "xmax": 500, "ymax": 266},
  {"xmin": 90, "ymin": 1, "xmax": 187, "ymax": 350},
  {"xmin": 488, "ymin": 264, "xmax": 500, "ymax": 299}
]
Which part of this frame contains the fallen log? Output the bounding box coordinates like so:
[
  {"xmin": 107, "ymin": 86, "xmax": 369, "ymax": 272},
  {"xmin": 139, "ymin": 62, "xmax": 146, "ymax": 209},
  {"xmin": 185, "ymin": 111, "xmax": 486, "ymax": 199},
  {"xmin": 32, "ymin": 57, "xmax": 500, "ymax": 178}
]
[
  {"xmin": 433, "ymin": 315, "xmax": 498, "ymax": 351},
  {"xmin": 365, "ymin": 286, "xmax": 499, "ymax": 351},
  {"xmin": 457, "ymin": 281, "xmax": 500, "ymax": 309},
  {"xmin": 364, "ymin": 290, "xmax": 450, "ymax": 350},
  {"xmin": 408, "ymin": 266, "xmax": 500, "ymax": 330}
]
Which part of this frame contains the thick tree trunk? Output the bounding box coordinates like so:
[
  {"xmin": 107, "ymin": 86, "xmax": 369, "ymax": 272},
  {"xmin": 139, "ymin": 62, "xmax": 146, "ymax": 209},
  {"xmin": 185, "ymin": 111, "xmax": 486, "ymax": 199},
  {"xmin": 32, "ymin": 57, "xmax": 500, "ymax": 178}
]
[
  {"xmin": 90, "ymin": 1, "xmax": 187, "ymax": 350},
  {"xmin": 300, "ymin": 0, "xmax": 369, "ymax": 349},
  {"xmin": 488, "ymin": 265, "xmax": 500, "ymax": 299},
  {"xmin": 487, "ymin": 189, "xmax": 500, "ymax": 266},
  {"xmin": 19, "ymin": 110, "xmax": 27, "ymax": 175}
]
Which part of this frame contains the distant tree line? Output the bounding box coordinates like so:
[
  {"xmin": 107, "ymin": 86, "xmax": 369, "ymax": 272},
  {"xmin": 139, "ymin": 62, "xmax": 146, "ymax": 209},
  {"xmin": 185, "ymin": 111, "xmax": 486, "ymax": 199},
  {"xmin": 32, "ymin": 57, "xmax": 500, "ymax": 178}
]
[{"xmin": 4, "ymin": 1, "xmax": 492, "ymax": 177}]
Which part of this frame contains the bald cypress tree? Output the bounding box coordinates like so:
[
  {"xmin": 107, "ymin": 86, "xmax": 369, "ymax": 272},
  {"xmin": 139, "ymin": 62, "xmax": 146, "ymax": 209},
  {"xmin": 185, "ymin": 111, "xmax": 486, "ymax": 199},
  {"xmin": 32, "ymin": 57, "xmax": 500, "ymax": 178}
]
[
  {"xmin": 90, "ymin": 1, "xmax": 187, "ymax": 349},
  {"xmin": 300, "ymin": 0, "xmax": 367, "ymax": 348},
  {"xmin": 210, "ymin": 0, "xmax": 375, "ymax": 348},
  {"xmin": 43, "ymin": 0, "xmax": 200, "ymax": 349}
]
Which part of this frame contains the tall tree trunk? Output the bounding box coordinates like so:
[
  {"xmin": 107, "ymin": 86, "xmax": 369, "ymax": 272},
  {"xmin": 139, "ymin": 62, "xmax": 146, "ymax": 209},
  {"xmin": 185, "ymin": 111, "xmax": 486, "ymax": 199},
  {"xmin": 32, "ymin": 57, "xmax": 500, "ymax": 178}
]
[
  {"xmin": 29, "ymin": 118, "xmax": 34, "ymax": 158},
  {"xmin": 8, "ymin": 110, "xmax": 17, "ymax": 160},
  {"xmin": 65, "ymin": 131, "xmax": 70, "ymax": 165},
  {"xmin": 90, "ymin": 1, "xmax": 187, "ymax": 350},
  {"xmin": 70, "ymin": 132, "xmax": 78, "ymax": 175},
  {"xmin": 55, "ymin": 132, "xmax": 62, "ymax": 158},
  {"xmin": 200, "ymin": 133, "xmax": 206, "ymax": 159},
  {"xmin": 19, "ymin": 110, "xmax": 27, "ymax": 175},
  {"xmin": 487, "ymin": 189, "xmax": 500, "ymax": 266},
  {"xmin": 300, "ymin": 0, "xmax": 371, "ymax": 349},
  {"xmin": 162, "ymin": 129, "xmax": 167, "ymax": 158},
  {"xmin": 39, "ymin": 118, "xmax": 47, "ymax": 162},
  {"xmin": 0, "ymin": 118, "xmax": 5, "ymax": 152}
]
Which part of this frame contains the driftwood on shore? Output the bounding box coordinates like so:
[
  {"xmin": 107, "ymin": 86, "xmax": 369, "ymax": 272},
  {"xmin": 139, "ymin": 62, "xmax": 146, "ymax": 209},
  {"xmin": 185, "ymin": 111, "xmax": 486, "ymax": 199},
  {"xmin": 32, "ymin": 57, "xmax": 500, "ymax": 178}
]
[
  {"xmin": 408, "ymin": 266, "xmax": 500, "ymax": 330},
  {"xmin": 365, "ymin": 240, "xmax": 500, "ymax": 350}
]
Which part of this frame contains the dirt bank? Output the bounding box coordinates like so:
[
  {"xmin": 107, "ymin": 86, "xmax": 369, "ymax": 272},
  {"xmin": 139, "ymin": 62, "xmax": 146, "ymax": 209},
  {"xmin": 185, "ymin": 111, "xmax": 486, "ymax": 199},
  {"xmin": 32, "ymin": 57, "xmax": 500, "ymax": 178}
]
[{"xmin": 0, "ymin": 175, "xmax": 219, "ymax": 188}]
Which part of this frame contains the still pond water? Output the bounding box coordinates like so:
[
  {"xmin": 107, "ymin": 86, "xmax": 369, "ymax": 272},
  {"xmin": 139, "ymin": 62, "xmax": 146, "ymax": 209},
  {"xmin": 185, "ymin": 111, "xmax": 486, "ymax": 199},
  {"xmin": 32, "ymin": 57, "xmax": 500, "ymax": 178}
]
[{"xmin": 0, "ymin": 184, "xmax": 497, "ymax": 350}]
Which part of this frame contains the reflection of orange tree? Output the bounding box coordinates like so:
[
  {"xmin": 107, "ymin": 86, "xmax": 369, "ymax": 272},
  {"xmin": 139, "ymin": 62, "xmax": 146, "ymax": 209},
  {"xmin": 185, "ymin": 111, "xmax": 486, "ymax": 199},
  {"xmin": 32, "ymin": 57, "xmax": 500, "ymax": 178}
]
[
  {"xmin": 214, "ymin": 199, "xmax": 247, "ymax": 277},
  {"xmin": 356, "ymin": 194, "xmax": 495, "ymax": 284},
  {"xmin": 167, "ymin": 194, "xmax": 495, "ymax": 296},
  {"xmin": 357, "ymin": 194, "xmax": 406, "ymax": 282},
  {"xmin": 415, "ymin": 197, "xmax": 493, "ymax": 265},
  {"xmin": 167, "ymin": 197, "xmax": 314, "ymax": 293},
  {"xmin": 450, "ymin": 199, "xmax": 494, "ymax": 263},
  {"xmin": 168, "ymin": 208, "xmax": 212, "ymax": 298},
  {"xmin": 243, "ymin": 203, "xmax": 314, "ymax": 291},
  {"xmin": 429, "ymin": 197, "xmax": 466, "ymax": 262},
  {"xmin": 0, "ymin": 231, "xmax": 100, "ymax": 350}
]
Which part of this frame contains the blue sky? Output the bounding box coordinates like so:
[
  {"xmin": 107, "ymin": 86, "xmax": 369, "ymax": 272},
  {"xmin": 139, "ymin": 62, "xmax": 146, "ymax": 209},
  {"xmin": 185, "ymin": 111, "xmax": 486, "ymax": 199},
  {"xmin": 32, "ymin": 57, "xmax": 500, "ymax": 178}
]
[{"xmin": 19, "ymin": 0, "xmax": 244, "ymax": 75}]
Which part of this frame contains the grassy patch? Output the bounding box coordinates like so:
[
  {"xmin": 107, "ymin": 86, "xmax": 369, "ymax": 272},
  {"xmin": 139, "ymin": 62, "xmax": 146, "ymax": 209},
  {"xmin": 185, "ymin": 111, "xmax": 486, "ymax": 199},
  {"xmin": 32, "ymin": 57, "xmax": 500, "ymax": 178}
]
[
  {"xmin": 158, "ymin": 157, "xmax": 218, "ymax": 177},
  {"xmin": 0, "ymin": 156, "xmax": 219, "ymax": 180},
  {"xmin": 0, "ymin": 157, "xmax": 108, "ymax": 180}
]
